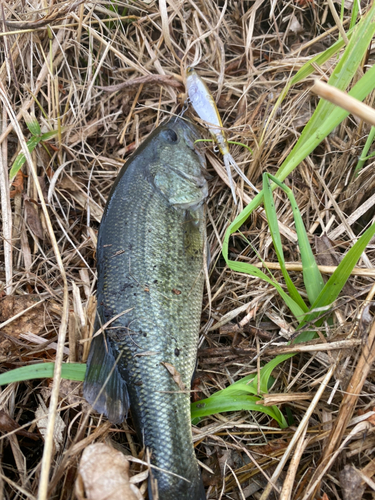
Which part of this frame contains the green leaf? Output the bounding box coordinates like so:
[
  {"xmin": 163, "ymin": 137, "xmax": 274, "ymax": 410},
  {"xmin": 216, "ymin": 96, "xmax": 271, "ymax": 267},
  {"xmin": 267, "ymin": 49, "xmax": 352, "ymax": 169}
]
[
  {"xmin": 250, "ymin": 221, "xmax": 375, "ymax": 393},
  {"xmin": 0, "ymin": 362, "xmax": 86, "ymax": 385},
  {"xmin": 225, "ymin": 60, "xmax": 375, "ymax": 237},
  {"xmin": 41, "ymin": 129, "xmax": 60, "ymax": 141},
  {"xmin": 261, "ymin": 25, "xmax": 359, "ymax": 143},
  {"xmin": 224, "ymin": 258, "xmax": 306, "ymax": 323},
  {"xmin": 23, "ymin": 111, "xmax": 41, "ymax": 137},
  {"xmin": 354, "ymin": 126, "xmax": 375, "ymax": 176},
  {"xmin": 300, "ymin": 220, "xmax": 375, "ymax": 328},
  {"xmin": 298, "ymin": 3, "xmax": 375, "ymax": 148},
  {"xmin": 9, "ymin": 135, "xmax": 41, "ymax": 179},
  {"xmin": 350, "ymin": 1, "xmax": 360, "ymax": 29},
  {"xmin": 266, "ymin": 174, "xmax": 324, "ymax": 304},
  {"xmin": 247, "ymin": 353, "xmax": 295, "ymax": 395},
  {"xmin": 275, "ymin": 63, "xmax": 375, "ymax": 186},
  {"xmin": 209, "ymin": 375, "xmax": 258, "ymax": 398},
  {"xmin": 191, "ymin": 394, "xmax": 288, "ymax": 428},
  {"xmin": 218, "ymin": 7, "xmax": 375, "ymax": 428},
  {"xmin": 263, "ymin": 174, "xmax": 309, "ymax": 311}
]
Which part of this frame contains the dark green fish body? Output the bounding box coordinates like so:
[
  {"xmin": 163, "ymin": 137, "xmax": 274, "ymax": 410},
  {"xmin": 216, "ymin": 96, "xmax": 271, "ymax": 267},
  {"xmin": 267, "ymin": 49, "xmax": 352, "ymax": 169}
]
[{"xmin": 84, "ymin": 118, "xmax": 207, "ymax": 500}]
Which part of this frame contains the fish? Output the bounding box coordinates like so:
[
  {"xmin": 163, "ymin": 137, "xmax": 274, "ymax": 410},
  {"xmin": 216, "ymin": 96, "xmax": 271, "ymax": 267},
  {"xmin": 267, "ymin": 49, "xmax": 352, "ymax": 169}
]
[
  {"xmin": 83, "ymin": 117, "xmax": 207, "ymax": 500},
  {"xmin": 185, "ymin": 66, "xmax": 259, "ymax": 204}
]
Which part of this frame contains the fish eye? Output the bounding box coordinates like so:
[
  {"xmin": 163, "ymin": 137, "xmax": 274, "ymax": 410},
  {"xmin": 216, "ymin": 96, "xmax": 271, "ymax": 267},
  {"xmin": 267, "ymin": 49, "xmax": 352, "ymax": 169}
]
[{"xmin": 162, "ymin": 129, "xmax": 179, "ymax": 143}]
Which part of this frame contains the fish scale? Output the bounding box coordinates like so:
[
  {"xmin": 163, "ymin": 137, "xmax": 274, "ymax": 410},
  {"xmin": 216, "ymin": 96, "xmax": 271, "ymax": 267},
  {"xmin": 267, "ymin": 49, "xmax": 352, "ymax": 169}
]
[{"xmin": 84, "ymin": 118, "xmax": 207, "ymax": 500}]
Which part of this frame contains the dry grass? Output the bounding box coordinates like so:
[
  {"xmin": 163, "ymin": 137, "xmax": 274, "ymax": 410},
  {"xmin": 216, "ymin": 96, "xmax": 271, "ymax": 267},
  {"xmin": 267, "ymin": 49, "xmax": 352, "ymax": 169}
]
[{"xmin": 1, "ymin": 1, "xmax": 375, "ymax": 499}]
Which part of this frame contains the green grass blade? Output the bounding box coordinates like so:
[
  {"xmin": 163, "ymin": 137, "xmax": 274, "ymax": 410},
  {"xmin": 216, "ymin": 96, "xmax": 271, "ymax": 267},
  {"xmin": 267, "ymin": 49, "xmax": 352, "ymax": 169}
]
[
  {"xmin": 228, "ymin": 140, "xmax": 253, "ymax": 154},
  {"xmin": 246, "ymin": 353, "xmax": 295, "ymax": 395},
  {"xmin": 267, "ymin": 174, "xmax": 324, "ymax": 304},
  {"xmin": 209, "ymin": 373, "xmax": 272, "ymax": 399},
  {"xmin": 230, "ymin": 220, "xmax": 375, "ymax": 399},
  {"xmin": 298, "ymin": 3, "xmax": 375, "ymax": 147},
  {"xmin": 210, "ymin": 381, "xmax": 258, "ymax": 397},
  {"xmin": 0, "ymin": 362, "xmax": 86, "ymax": 385},
  {"xmin": 261, "ymin": 22, "xmax": 362, "ymax": 143},
  {"xmin": 219, "ymin": 9, "xmax": 375, "ymax": 425},
  {"xmin": 263, "ymin": 174, "xmax": 308, "ymax": 311},
  {"xmin": 9, "ymin": 135, "xmax": 40, "ymax": 179},
  {"xmin": 275, "ymin": 64, "xmax": 375, "ymax": 185},
  {"xmin": 210, "ymin": 373, "xmax": 257, "ymax": 396},
  {"xmin": 223, "ymin": 65, "xmax": 375, "ymax": 258},
  {"xmin": 350, "ymin": 0, "xmax": 360, "ymax": 29},
  {"xmin": 225, "ymin": 258, "xmax": 306, "ymax": 322},
  {"xmin": 290, "ymin": 199, "xmax": 324, "ymax": 303},
  {"xmin": 41, "ymin": 130, "xmax": 60, "ymax": 141},
  {"xmin": 233, "ymin": 60, "xmax": 375, "ymax": 220},
  {"xmin": 23, "ymin": 111, "xmax": 41, "ymax": 137},
  {"xmin": 223, "ymin": 215, "xmax": 375, "ymax": 405},
  {"xmin": 191, "ymin": 394, "xmax": 288, "ymax": 428},
  {"xmin": 354, "ymin": 126, "xmax": 375, "ymax": 176},
  {"xmin": 300, "ymin": 220, "xmax": 375, "ymax": 327}
]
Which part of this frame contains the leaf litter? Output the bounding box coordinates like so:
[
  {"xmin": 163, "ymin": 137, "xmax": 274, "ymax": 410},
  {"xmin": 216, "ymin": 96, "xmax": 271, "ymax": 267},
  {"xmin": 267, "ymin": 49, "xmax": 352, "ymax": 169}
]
[{"xmin": 1, "ymin": 1, "xmax": 375, "ymax": 499}]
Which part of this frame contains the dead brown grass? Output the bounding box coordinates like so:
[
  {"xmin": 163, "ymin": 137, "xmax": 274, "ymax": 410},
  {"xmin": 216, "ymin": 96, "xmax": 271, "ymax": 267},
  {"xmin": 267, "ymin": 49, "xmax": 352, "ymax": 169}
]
[{"xmin": 1, "ymin": 0, "xmax": 375, "ymax": 499}]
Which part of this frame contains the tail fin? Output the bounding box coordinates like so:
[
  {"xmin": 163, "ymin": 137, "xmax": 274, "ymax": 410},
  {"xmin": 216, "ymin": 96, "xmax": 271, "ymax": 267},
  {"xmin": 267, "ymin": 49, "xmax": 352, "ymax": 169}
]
[{"xmin": 83, "ymin": 331, "xmax": 129, "ymax": 424}]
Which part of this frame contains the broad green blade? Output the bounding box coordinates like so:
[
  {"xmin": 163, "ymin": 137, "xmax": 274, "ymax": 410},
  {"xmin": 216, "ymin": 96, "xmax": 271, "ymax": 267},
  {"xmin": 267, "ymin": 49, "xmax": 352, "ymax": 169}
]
[
  {"xmin": 275, "ymin": 61, "xmax": 375, "ymax": 185},
  {"xmin": 0, "ymin": 362, "xmax": 86, "ymax": 385},
  {"xmin": 246, "ymin": 353, "xmax": 295, "ymax": 395},
  {"xmin": 41, "ymin": 129, "xmax": 60, "ymax": 141},
  {"xmin": 223, "ymin": 60, "xmax": 375, "ymax": 247},
  {"xmin": 191, "ymin": 394, "xmax": 288, "ymax": 428},
  {"xmin": 252, "ymin": 221, "xmax": 375, "ymax": 394},
  {"xmin": 261, "ymin": 34, "xmax": 351, "ymax": 142},
  {"xmin": 23, "ymin": 111, "xmax": 41, "ymax": 137},
  {"xmin": 219, "ymin": 7, "xmax": 375, "ymax": 425},
  {"xmin": 297, "ymin": 2, "xmax": 375, "ymax": 147},
  {"xmin": 210, "ymin": 373, "xmax": 257, "ymax": 396},
  {"xmin": 225, "ymin": 258, "xmax": 306, "ymax": 322},
  {"xmin": 9, "ymin": 135, "xmax": 40, "ymax": 179},
  {"xmin": 263, "ymin": 173, "xmax": 308, "ymax": 311},
  {"xmin": 300, "ymin": 220, "xmax": 375, "ymax": 328},
  {"xmin": 267, "ymin": 174, "xmax": 324, "ymax": 304}
]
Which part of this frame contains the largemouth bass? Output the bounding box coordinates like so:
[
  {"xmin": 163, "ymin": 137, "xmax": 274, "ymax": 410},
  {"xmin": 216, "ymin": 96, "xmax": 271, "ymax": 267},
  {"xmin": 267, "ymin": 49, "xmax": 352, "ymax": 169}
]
[{"xmin": 83, "ymin": 118, "xmax": 207, "ymax": 500}]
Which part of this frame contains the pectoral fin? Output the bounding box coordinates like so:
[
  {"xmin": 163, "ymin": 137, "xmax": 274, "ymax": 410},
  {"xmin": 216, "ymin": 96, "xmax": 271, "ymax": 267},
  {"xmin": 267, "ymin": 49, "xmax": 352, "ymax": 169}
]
[
  {"xmin": 83, "ymin": 332, "xmax": 129, "ymax": 424},
  {"xmin": 154, "ymin": 168, "xmax": 207, "ymax": 210}
]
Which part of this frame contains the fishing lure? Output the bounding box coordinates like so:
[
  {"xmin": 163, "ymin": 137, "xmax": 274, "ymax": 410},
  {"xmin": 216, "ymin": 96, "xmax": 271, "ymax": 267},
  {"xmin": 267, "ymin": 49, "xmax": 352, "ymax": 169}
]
[{"xmin": 185, "ymin": 67, "xmax": 258, "ymax": 203}]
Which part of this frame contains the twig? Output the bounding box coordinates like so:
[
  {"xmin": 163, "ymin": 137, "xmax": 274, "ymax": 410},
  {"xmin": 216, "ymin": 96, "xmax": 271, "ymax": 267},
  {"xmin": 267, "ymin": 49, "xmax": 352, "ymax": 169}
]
[
  {"xmin": 305, "ymin": 287, "xmax": 375, "ymax": 498},
  {"xmin": 0, "ymin": 68, "xmax": 69, "ymax": 500},
  {"xmin": 0, "ymin": 106, "xmax": 12, "ymax": 294},
  {"xmin": 328, "ymin": 189, "xmax": 375, "ymax": 240},
  {"xmin": 326, "ymin": 0, "xmax": 349, "ymax": 44},
  {"xmin": 259, "ymin": 363, "xmax": 337, "ymax": 500},
  {"xmin": 0, "ymin": 28, "xmax": 67, "ymax": 147},
  {"xmin": 279, "ymin": 426, "xmax": 309, "ymax": 500},
  {"xmin": 311, "ymin": 79, "xmax": 375, "ymax": 127},
  {"xmin": 301, "ymin": 421, "xmax": 373, "ymax": 500},
  {"xmin": 240, "ymin": 259, "xmax": 375, "ymax": 277}
]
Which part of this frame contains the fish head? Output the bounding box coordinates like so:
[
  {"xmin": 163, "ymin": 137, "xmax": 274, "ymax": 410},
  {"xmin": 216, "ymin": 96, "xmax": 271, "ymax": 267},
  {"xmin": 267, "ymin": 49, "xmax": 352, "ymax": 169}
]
[{"xmin": 150, "ymin": 118, "xmax": 208, "ymax": 211}]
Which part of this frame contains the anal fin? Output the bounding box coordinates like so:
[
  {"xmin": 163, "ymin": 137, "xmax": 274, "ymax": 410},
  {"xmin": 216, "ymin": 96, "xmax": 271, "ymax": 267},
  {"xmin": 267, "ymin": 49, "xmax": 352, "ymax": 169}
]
[{"xmin": 83, "ymin": 332, "xmax": 129, "ymax": 424}]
